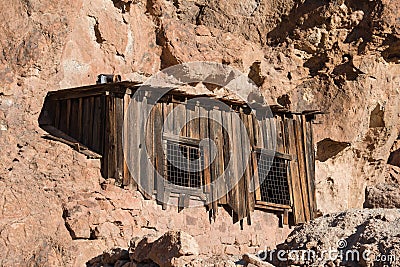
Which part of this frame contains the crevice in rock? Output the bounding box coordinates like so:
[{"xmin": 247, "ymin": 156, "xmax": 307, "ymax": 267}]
[
  {"xmin": 382, "ymin": 35, "xmax": 400, "ymax": 64},
  {"xmin": 369, "ymin": 103, "xmax": 385, "ymax": 128},
  {"xmin": 388, "ymin": 149, "xmax": 400, "ymax": 167},
  {"xmin": 277, "ymin": 94, "xmax": 291, "ymax": 108},
  {"xmin": 248, "ymin": 61, "xmax": 264, "ymax": 87},
  {"xmin": 90, "ymin": 17, "xmax": 105, "ymax": 44},
  {"xmin": 303, "ymin": 53, "xmax": 329, "ymax": 76},
  {"xmin": 156, "ymin": 27, "xmax": 180, "ymax": 69},
  {"xmin": 195, "ymin": 4, "xmax": 206, "ymax": 26},
  {"xmin": 111, "ymin": 0, "xmax": 132, "ymax": 13},
  {"xmin": 316, "ymin": 138, "xmax": 350, "ymax": 162}
]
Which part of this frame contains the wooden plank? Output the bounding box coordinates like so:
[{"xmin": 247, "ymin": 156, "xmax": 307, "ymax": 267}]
[
  {"xmin": 65, "ymin": 99, "xmax": 71, "ymax": 134},
  {"xmin": 138, "ymin": 94, "xmax": 152, "ymax": 199},
  {"xmin": 253, "ymin": 110, "xmax": 263, "ymax": 148},
  {"xmin": 275, "ymin": 115, "xmax": 285, "ymax": 154},
  {"xmin": 154, "ymin": 102, "xmax": 164, "ymax": 203},
  {"xmin": 92, "ymin": 96, "xmax": 102, "ymax": 154},
  {"xmin": 144, "ymin": 100, "xmax": 155, "ymax": 195},
  {"xmin": 107, "ymin": 96, "xmax": 117, "ymax": 180},
  {"xmin": 122, "ymin": 94, "xmax": 131, "ymax": 186},
  {"xmin": 69, "ymin": 98, "xmax": 79, "ymax": 140},
  {"xmin": 173, "ymin": 99, "xmax": 186, "ymax": 136},
  {"xmin": 303, "ymin": 116, "xmax": 316, "ymax": 220},
  {"xmin": 127, "ymin": 94, "xmax": 141, "ymax": 190},
  {"xmin": 58, "ymin": 99, "xmax": 67, "ymax": 133},
  {"xmin": 253, "ymin": 147, "xmax": 293, "ymax": 161},
  {"xmin": 210, "ymin": 107, "xmax": 227, "ymax": 205},
  {"xmin": 199, "ymin": 106, "xmax": 212, "ymax": 200},
  {"xmin": 241, "ymin": 111, "xmax": 255, "ymax": 214},
  {"xmin": 295, "ymin": 115, "xmax": 310, "ymax": 222},
  {"xmin": 77, "ymin": 98, "xmax": 83, "ymax": 142},
  {"xmin": 81, "ymin": 97, "xmax": 90, "ymax": 147},
  {"xmin": 102, "ymin": 96, "xmax": 110, "ymax": 178},
  {"xmin": 87, "ymin": 97, "xmax": 95, "ymax": 150},
  {"xmin": 163, "ymin": 101, "xmax": 174, "ymax": 134},
  {"xmin": 252, "ymin": 152, "xmax": 262, "ymax": 201},
  {"xmin": 54, "ymin": 100, "xmax": 60, "ymax": 130},
  {"xmin": 286, "ymin": 117, "xmax": 305, "ymax": 224},
  {"xmin": 283, "ymin": 116, "xmax": 294, "ymax": 210},
  {"xmin": 99, "ymin": 96, "xmax": 106, "ymax": 156},
  {"xmin": 115, "ymin": 96, "xmax": 124, "ymax": 186},
  {"xmin": 162, "ymin": 133, "xmax": 200, "ymax": 146},
  {"xmin": 229, "ymin": 110, "xmax": 244, "ymax": 222}
]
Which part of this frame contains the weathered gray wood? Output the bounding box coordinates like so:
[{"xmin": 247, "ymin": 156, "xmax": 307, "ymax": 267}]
[
  {"xmin": 209, "ymin": 107, "xmax": 226, "ymax": 206},
  {"xmin": 115, "ymin": 96, "xmax": 124, "ymax": 186},
  {"xmin": 287, "ymin": 117, "xmax": 305, "ymax": 224},
  {"xmin": 122, "ymin": 94, "xmax": 131, "ymax": 187},
  {"xmin": 154, "ymin": 103, "xmax": 164, "ymax": 203}
]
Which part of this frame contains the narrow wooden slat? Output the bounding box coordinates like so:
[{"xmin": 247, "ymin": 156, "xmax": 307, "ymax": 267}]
[
  {"xmin": 122, "ymin": 94, "xmax": 131, "ymax": 186},
  {"xmin": 127, "ymin": 94, "xmax": 140, "ymax": 189},
  {"xmin": 138, "ymin": 94, "xmax": 152, "ymax": 199},
  {"xmin": 221, "ymin": 109, "xmax": 232, "ymax": 206},
  {"xmin": 58, "ymin": 99, "xmax": 67, "ymax": 133},
  {"xmin": 81, "ymin": 98, "xmax": 90, "ymax": 147},
  {"xmin": 199, "ymin": 106, "xmax": 212, "ymax": 208},
  {"xmin": 144, "ymin": 100, "xmax": 155, "ymax": 196},
  {"xmin": 303, "ymin": 116, "xmax": 316, "ymax": 219},
  {"xmin": 173, "ymin": 100, "xmax": 186, "ymax": 136},
  {"xmin": 287, "ymin": 117, "xmax": 305, "ymax": 224},
  {"xmin": 209, "ymin": 107, "xmax": 227, "ymax": 205},
  {"xmin": 229, "ymin": 110, "xmax": 243, "ymax": 222},
  {"xmin": 252, "ymin": 152, "xmax": 262, "ymax": 201},
  {"xmin": 54, "ymin": 101, "xmax": 61, "ymax": 129},
  {"xmin": 88, "ymin": 97, "xmax": 95, "ymax": 150},
  {"xmin": 115, "ymin": 96, "xmax": 124, "ymax": 186},
  {"xmin": 109, "ymin": 96, "xmax": 117, "ymax": 180},
  {"xmin": 163, "ymin": 101, "xmax": 174, "ymax": 134},
  {"xmin": 102, "ymin": 96, "xmax": 111, "ymax": 178},
  {"xmin": 295, "ymin": 115, "xmax": 310, "ymax": 222},
  {"xmin": 283, "ymin": 117, "xmax": 294, "ymax": 209},
  {"xmin": 241, "ymin": 111, "xmax": 255, "ymax": 213},
  {"xmin": 65, "ymin": 99, "xmax": 71, "ymax": 134},
  {"xmin": 253, "ymin": 109, "xmax": 263, "ymax": 148},
  {"xmin": 154, "ymin": 103, "xmax": 164, "ymax": 203},
  {"xmin": 99, "ymin": 96, "xmax": 106, "ymax": 156},
  {"xmin": 69, "ymin": 98, "xmax": 79, "ymax": 140},
  {"xmin": 275, "ymin": 115, "xmax": 285, "ymax": 154},
  {"xmin": 77, "ymin": 98, "xmax": 83, "ymax": 142},
  {"xmin": 162, "ymin": 133, "xmax": 200, "ymax": 146},
  {"xmin": 92, "ymin": 96, "xmax": 102, "ymax": 154}
]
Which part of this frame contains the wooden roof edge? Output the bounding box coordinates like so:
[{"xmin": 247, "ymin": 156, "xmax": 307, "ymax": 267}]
[{"xmin": 45, "ymin": 81, "xmax": 322, "ymax": 115}]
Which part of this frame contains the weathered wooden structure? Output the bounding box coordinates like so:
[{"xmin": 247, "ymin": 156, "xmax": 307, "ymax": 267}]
[{"xmin": 39, "ymin": 81, "xmax": 318, "ymax": 225}]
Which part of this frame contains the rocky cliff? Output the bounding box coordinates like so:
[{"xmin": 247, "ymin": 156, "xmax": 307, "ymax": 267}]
[{"xmin": 0, "ymin": 0, "xmax": 399, "ymax": 265}]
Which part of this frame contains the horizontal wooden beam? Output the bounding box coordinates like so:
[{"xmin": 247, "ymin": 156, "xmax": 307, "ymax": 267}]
[
  {"xmin": 255, "ymin": 201, "xmax": 292, "ymax": 211},
  {"xmin": 163, "ymin": 133, "xmax": 201, "ymax": 146},
  {"xmin": 253, "ymin": 147, "xmax": 293, "ymax": 161}
]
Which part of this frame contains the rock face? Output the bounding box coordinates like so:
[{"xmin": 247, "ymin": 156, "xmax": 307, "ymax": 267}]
[
  {"xmin": 0, "ymin": 0, "xmax": 399, "ymax": 265},
  {"xmin": 88, "ymin": 231, "xmax": 234, "ymax": 267},
  {"xmin": 268, "ymin": 209, "xmax": 400, "ymax": 267}
]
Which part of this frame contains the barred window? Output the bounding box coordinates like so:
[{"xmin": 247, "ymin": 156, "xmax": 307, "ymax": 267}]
[
  {"xmin": 165, "ymin": 139, "xmax": 204, "ymax": 189},
  {"xmin": 257, "ymin": 153, "xmax": 291, "ymax": 206}
]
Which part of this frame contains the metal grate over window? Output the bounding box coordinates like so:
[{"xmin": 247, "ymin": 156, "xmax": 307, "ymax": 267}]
[
  {"xmin": 257, "ymin": 153, "xmax": 291, "ymax": 205},
  {"xmin": 165, "ymin": 140, "xmax": 204, "ymax": 189}
]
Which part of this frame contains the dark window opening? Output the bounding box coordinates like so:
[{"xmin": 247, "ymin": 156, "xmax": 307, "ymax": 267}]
[
  {"xmin": 165, "ymin": 140, "xmax": 204, "ymax": 189},
  {"xmin": 257, "ymin": 153, "xmax": 291, "ymax": 206}
]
